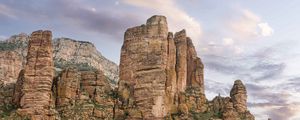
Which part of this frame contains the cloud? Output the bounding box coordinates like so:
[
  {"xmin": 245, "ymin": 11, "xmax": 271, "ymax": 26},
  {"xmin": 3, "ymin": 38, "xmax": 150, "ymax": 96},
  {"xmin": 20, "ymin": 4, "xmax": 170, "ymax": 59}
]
[
  {"xmin": 223, "ymin": 38, "xmax": 234, "ymax": 46},
  {"xmin": 0, "ymin": 3, "xmax": 17, "ymax": 19},
  {"xmin": 0, "ymin": 0, "xmax": 142, "ymax": 41},
  {"xmin": 245, "ymin": 82, "xmax": 298, "ymax": 120},
  {"xmin": 205, "ymin": 79, "xmax": 232, "ymax": 99},
  {"xmin": 229, "ymin": 9, "xmax": 274, "ymax": 39},
  {"xmin": 123, "ymin": 0, "xmax": 202, "ymax": 46},
  {"xmin": 268, "ymin": 106, "xmax": 299, "ymax": 120},
  {"xmin": 250, "ymin": 62, "xmax": 285, "ymax": 81},
  {"xmin": 258, "ymin": 22, "xmax": 274, "ymax": 36}
]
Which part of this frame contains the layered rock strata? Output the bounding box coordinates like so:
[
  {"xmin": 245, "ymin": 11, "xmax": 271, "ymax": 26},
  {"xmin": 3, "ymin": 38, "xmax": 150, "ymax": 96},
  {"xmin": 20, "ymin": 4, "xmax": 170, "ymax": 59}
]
[
  {"xmin": 54, "ymin": 68, "xmax": 114, "ymax": 119},
  {"xmin": 117, "ymin": 15, "xmax": 206, "ymax": 119},
  {"xmin": 0, "ymin": 15, "xmax": 255, "ymax": 120},
  {"xmin": 16, "ymin": 30, "xmax": 57, "ymax": 119},
  {"xmin": 0, "ymin": 35, "xmax": 119, "ymax": 88}
]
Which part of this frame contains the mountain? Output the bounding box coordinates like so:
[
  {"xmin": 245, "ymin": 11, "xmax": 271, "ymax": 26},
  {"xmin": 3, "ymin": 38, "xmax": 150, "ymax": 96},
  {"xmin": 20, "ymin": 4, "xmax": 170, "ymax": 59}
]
[
  {"xmin": 0, "ymin": 34, "xmax": 119, "ymax": 87},
  {"xmin": 0, "ymin": 15, "xmax": 254, "ymax": 120}
]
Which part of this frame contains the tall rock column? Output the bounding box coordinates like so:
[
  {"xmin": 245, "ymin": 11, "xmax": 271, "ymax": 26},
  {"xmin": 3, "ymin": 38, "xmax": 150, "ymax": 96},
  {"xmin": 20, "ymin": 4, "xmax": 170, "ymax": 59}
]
[
  {"xmin": 174, "ymin": 30, "xmax": 188, "ymax": 93},
  {"xmin": 118, "ymin": 15, "xmax": 170, "ymax": 119},
  {"xmin": 17, "ymin": 30, "xmax": 56, "ymax": 119},
  {"xmin": 230, "ymin": 80, "xmax": 247, "ymax": 113}
]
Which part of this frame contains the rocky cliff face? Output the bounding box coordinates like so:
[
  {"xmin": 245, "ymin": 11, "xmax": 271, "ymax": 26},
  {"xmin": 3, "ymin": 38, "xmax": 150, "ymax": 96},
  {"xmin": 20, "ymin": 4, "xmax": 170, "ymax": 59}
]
[
  {"xmin": 117, "ymin": 15, "xmax": 207, "ymax": 119},
  {"xmin": 0, "ymin": 15, "xmax": 254, "ymax": 120},
  {"xmin": 117, "ymin": 15, "xmax": 254, "ymax": 120},
  {"xmin": 0, "ymin": 35, "xmax": 119, "ymax": 87},
  {"xmin": 1, "ymin": 30, "xmax": 116, "ymax": 119},
  {"xmin": 0, "ymin": 34, "xmax": 28, "ymax": 85},
  {"xmin": 53, "ymin": 68, "xmax": 115, "ymax": 119},
  {"xmin": 53, "ymin": 38, "xmax": 119, "ymax": 87},
  {"xmin": 15, "ymin": 30, "xmax": 57, "ymax": 119}
]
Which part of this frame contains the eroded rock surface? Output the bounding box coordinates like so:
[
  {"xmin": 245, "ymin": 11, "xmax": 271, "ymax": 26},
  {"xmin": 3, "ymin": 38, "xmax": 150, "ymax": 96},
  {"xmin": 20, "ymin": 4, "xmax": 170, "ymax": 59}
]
[
  {"xmin": 230, "ymin": 80, "xmax": 247, "ymax": 113},
  {"xmin": 16, "ymin": 30, "xmax": 57, "ymax": 119},
  {"xmin": 117, "ymin": 15, "xmax": 207, "ymax": 119},
  {"xmin": 0, "ymin": 35, "xmax": 119, "ymax": 88},
  {"xmin": 54, "ymin": 68, "xmax": 115, "ymax": 119},
  {"xmin": 0, "ymin": 15, "xmax": 255, "ymax": 120},
  {"xmin": 53, "ymin": 38, "xmax": 119, "ymax": 87},
  {"xmin": 117, "ymin": 15, "xmax": 254, "ymax": 120}
]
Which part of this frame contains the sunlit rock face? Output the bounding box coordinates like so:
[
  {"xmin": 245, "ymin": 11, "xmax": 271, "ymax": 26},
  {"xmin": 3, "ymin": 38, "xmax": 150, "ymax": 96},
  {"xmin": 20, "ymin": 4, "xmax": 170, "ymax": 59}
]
[
  {"xmin": 16, "ymin": 30, "xmax": 57, "ymax": 119},
  {"xmin": 0, "ymin": 15, "xmax": 255, "ymax": 120},
  {"xmin": 53, "ymin": 38, "xmax": 119, "ymax": 87},
  {"xmin": 0, "ymin": 35, "xmax": 119, "ymax": 89},
  {"xmin": 117, "ymin": 15, "xmax": 206, "ymax": 119},
  {"xmin": 0, "ymin": 34, "xmax": 28, "ymax": 85}
]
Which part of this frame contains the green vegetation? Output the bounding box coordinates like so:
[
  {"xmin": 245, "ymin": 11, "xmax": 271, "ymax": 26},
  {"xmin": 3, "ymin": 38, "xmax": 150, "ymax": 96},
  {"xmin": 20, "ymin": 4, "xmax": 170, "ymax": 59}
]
[
  {"xmin": 0, "ymin": 42, "xmax": 19, "ymax": 51},
  {"xmin": 189, "ymin": 110, "xmax": 222, "ymax": 120},
  {"xmin": 0, "ymin": 104, "xmax": 17, "ymax": 118},
  {"xmin": 54, "ymin": 59, "xmax": 97, "ymax": 71}
]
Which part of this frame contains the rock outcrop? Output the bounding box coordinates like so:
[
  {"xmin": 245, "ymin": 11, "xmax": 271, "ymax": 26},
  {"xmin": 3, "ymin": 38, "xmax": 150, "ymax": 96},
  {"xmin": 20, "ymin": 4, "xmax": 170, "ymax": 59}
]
[
  {"xmin": 0, "ymin": 15, "xmax": 254, "ymax": 120},
  {"xmin": 16, "ymin": 30, "xmax": 57, "ymax": 119},
  {"xmin": 117, "ymin": 15, "xmax": 253, "ymax": 120},
  {"xmin": 118, "ymin": 16, "xmax": 171, "ymax": 119},
  {"xmin": 54, "ymin": 68, "xmax": 115, "ymax": 119},
  {"xmin": 0, "ymin": 35, "xmax": 119, "ymax": 88},
  {"xmin": 0, "ymin": 30, "xmax": 116, "ymax": 119},
  {"xmin": 207, "ymin": 80, "xmax": 254, "ymax": 120},
  {"xmin": 117, "ymin": 15, "xmax": 206, "ymax": 119},
  {"xmin": 0, "ymin": 34, "xmax": 28, "ymax": 84},
  {"xmin": 230, "ymin": 80, "xmax": 247, "ymax": 113},
  {"xmin": 53, "ymin": 38, "xmax": 119, "ymax": 87}
]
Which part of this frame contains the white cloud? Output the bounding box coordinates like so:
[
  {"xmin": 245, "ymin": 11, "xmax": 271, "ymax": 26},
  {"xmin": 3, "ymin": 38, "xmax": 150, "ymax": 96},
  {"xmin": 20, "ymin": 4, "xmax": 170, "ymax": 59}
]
[
  {"xmin": 223, "ymin": 38, "xmax": 234, "ymax": 46},
  {"xmin": 229, "ymin": 9, "xmax": 274, "ymax": 39},
  {"xmin": 122, "ymin": 0, "xmax": 202, "ymax": 46},
  {"xmin": 258, "ymin": 22, "xmax": 274, "ymax": 37}
]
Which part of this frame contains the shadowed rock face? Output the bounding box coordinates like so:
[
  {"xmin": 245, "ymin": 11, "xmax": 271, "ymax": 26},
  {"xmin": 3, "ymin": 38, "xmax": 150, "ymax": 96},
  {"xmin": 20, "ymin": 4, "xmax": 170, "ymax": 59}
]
[
  {"xmin": 16, "ymin": 30, "xmax": 57, "ymax": 119},
  {"xmin": 118, "ymin": 15, "xmax": 206, "ymax": 119}
]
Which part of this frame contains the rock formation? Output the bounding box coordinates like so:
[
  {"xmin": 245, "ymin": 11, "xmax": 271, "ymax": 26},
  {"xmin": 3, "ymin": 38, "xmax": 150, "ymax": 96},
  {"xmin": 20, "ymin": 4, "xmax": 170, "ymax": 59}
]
[
  {"xmin": 0, "ymin": 15, "xmax": 255, "ymax": 120},
  {"xmin": 117, "ymin": 15, "xmax": 206, "ymax": 119},
  {"xmin": 0, "ymin": 34, "xmax": 28, "ymax": 84},
  {"xmin": 117, "ymin": 15, "xmax": 254, "ymax": 120},
  {"xmin": 0, "ymin": 35, "xmax": 119, "ymax": 88},
  {"xmin": 16, "ymin": 30, "xmax": 57, "ymax": 119},
  {"xmin": 118, "ymin": 15, "xmax": 171, "ymax": 119},
  {"xmin": 207, "ymin": 80, "xmax": 254, "ymax": 120},
  {"xmin": 54, "ymin": 68, "xmax": 114, "ymax": 119},
  {"xmin": 53, "ymin": 38, "xmax": 119, "ymax": 87},
  {"xmin": 230, "ymin": 80, "xmax": 247, "ymax": 113}
]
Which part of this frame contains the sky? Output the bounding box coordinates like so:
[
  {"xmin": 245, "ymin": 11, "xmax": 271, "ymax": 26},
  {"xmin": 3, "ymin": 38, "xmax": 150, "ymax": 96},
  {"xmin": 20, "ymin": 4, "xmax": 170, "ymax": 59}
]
[{"xmin": 0, "ymin": 0, "xmax": 300, "ymax": 119}]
